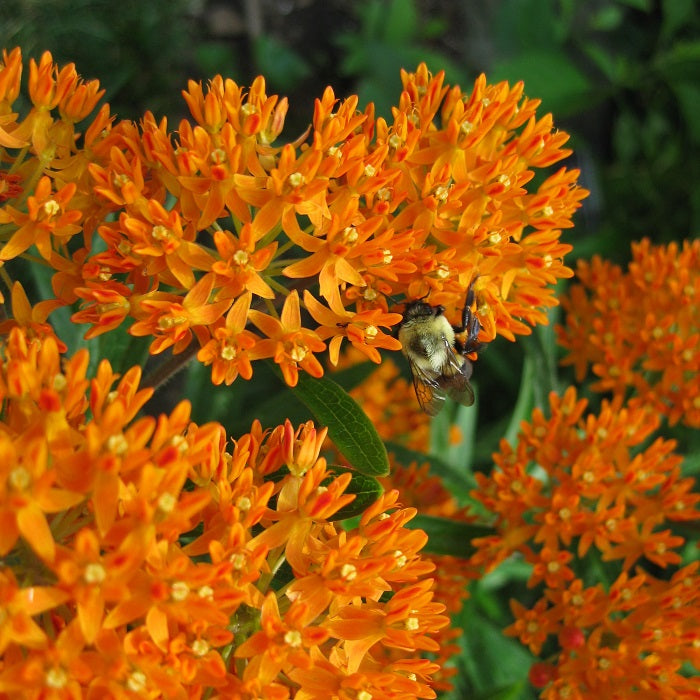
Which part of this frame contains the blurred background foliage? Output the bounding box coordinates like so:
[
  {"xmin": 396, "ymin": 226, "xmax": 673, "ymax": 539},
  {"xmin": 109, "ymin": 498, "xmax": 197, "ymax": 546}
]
[{"xmin": 1, "ymin": 2, "xmax": 698, "ymax": 698}]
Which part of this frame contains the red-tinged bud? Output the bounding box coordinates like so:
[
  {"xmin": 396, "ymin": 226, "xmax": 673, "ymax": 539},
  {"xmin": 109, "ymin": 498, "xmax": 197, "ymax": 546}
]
[
  {"xmin": 559, "ymin": 625, "xmax": 585, "ymax": 650},
  {"xmin": 529, "ymin": 662, "xmax": 556, "ymax": 688}
]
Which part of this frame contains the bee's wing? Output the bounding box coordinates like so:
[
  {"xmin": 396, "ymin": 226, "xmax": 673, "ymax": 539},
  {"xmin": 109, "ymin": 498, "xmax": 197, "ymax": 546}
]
[
  {"xmin": 407, "ymin": 357, "xmax": 447, "ymax": 416},
  {"xmin": 437, "ymin": 343, "xmax": 475, "ymax": 408}
]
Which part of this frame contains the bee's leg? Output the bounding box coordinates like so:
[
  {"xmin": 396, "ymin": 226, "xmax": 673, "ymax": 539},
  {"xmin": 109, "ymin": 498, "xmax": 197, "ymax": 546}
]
[{"xmin": 454, "ymin": 286, "xmax": 482, "ymax": 355}]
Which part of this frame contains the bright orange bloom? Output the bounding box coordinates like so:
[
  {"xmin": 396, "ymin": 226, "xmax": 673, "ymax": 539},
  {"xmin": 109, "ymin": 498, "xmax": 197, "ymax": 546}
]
[
  {"xmin": 0, "ymin": 176, "xmax": 81, "ymax": 261},
  {"xmin": 304, "ymin": 290, "xmax": 402, "ymax": 364},
  {"xmin": 0, "ymin": 325, "xmax": 449, "ymax": 697},
  {"xmin": 558, "ymin": 238, "xmax": 700, "ymax": 427},
  {"xmin": 0, "ymin": 48, "xmax": 587, "ymax": 388},
  {"xmin": 472, "ymin": 387, "xmax": 700, "ymax": 697},
  {"xmin": 247, "ymin": 290, "xmax": 326, "ymax": 386},
  {"xmin": 129, "ymin": 273, "xmax": 231, "ymax": 354},
  {"xmin": 197, "ymin": 291, "xmax": 259, "ymax": 385}
]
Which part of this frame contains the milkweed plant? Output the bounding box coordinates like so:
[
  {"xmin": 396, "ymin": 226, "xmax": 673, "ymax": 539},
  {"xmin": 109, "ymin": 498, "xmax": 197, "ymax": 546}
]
[{"xmin": 0, "ymin": 47, "xmax": 698, "ymax": 699}]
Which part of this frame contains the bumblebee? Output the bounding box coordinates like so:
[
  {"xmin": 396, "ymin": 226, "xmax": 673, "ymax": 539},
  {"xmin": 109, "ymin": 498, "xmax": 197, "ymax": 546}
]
[{"xmin": 398, "ymin": 283, "xmax": 483, "ymax": 416}]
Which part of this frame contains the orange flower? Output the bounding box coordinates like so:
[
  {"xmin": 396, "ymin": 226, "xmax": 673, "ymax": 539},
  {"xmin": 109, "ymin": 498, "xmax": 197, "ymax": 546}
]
[
  {"xmin": 235, "ymin": 593, "xmax": 329, "ymax": 685},
  {"xmin": 129, "ymin": 273, "xmax": 231, "ymax": 354},
  {"xmin": 247, "ymin": 290, "xmax": 326, "ymax": 386},
  {"xmin": 0, "ymin": 50, "xmax": 588, "ymax": 389},
  {"xmin": 472, "ymin": 386, "xmax": 700, "ymax": 697},
  {"xmin": 558, "ymin": 238, "xmax": 700, "ymax": 427},
  {"xmin": 0, "ymin": 323, "xmax": 450, "ymax": 697},
  {"xmin": 0, "ymin": 176, "xmax": 82, "ymax": 261},
  {"xmin": 197, "ymin": 291, "xmax": 259, "ymax": 385},
  {"xmin": 304, "ymin": 290, "xmax": 402, "ymax": 364}
]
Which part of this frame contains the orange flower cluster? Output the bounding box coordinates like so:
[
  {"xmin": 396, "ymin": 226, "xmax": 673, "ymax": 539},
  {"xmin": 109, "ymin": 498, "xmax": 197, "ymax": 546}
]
[
  {"xmin": 0, "ymin": 326, "xmax": 450, "ymax": 699},
  {"xmin": 335, "ymin": 350, "xmax": 477, "ymax": 691},
  {"xmin": 0, "ymin": 47, "xmax": 587, "ymax": 388},
  {"xmin": 471, "ymin": 387, "xmax": 700, "ymax": 697},
  {"xmin": 557, "ymin": 238, "xmax": 700, "ymax": 428}
]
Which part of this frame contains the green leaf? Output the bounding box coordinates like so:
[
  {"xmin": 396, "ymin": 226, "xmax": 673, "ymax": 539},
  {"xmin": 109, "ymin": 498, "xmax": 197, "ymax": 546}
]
[
  {"xmin": 253, "ymin": 35, "xmax": 311, "ymax": 91},
  {"xmin": 477, "ymin": 682, "xmax": 529, "ymax": 700},
  {"xmin": 661, "ymin": 0, "xmax": 697, "ymax": 42},
  {"xmin": 492, "ymin": 49, "xmax": 595, "ymax": 117},
  {"xmin": 503, "ymin": 354, "xmax": 535, "ymax": 448},
  {"xmin": 325, "ymin": 465, "xmax": 384, "ymax": 521},
  {"xmin": 453, "ymin": 600, "xmax": 536, "ymax": 697},
  {"xmin": 430, "ymin": 385, "xmax": 479, "ymax": 472},
  {"xmin": 292, "ymin": 373, "xmax": 390, "ymax": 477},
  {"xmin": 407, "ymin": 514, "xmax": 493, "ymax": 557}
]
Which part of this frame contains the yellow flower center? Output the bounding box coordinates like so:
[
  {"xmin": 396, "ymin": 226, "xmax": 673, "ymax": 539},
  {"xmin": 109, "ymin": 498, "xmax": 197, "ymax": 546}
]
[
  {"xmin": 388, "ymin": 134, "xmax": 402, "ymax": 149},
  {"xmin": 341, "ymin": 564, "xmax": 357, "ymax": 581},
  {"xmin": 171, "ymin": 581, "xmax": 190, "ymax": 601},
  {"xmin": 363, "ymin": 164, "xmax": 376, "ymax": 177},
  {"xmin": 233, "ymin": 250, "xmax": 249, "ymax": 266},
  {"xmin": 343, "ymin": 226, "xmax": 358, "ymax": 244},
  {"xmin": 230, "ymin": 553, "xmax": 246, "ymax": 570},
  {"xmin": 221, "ymin": 344, "xmax": 237, "ymax": 361},
  {"xmin": 158, "ymin": 492, "xmax": 177, "ymax": 513},
  {"xmin": 9, "ymin": 466, "xmax": 31, "ymax": 491},
  {"xmin": 158, "ymin": 315, "xmax": 187, "ymax": 330},
  {"xmin": 84, "ymin": 563, "xmax": 107, "ymax": 584},
  {"xmin": 43, "ymin": 199, "xmax": 60, "ymax": 217},
  {"xmin": 210, "ymin": 148, "xmax": 226, "ymax": 164},
  {"xmin": 152, "ymin": 225, "xmax": 172, "ymax": 242},
  {"xmin": 127, "ymin": 671, "xmax": 147, "ymax": 692},
  {"xmin": 198, "ymin": 586, "xmax": 214, "ymax": 600},
  {"xmin": 365, "ymin": 325, "xmax": 378, "ymax": 340},
  {"xmin": 290, "ymin": 345, "xmax": 307, "ymax": 362},
  {"xmin": 287, "ymin": 172, "xmax": 305, "ymax": 188},
  {"xmin": 192, "ymin": 639, "xmax": 210, "ymax": 657},
  {"xmin": 284, "ymin": 630, "xmax": 302, "ymax": 647},
  {"xmin": 45, "ymin": 667, "xmax": 68, "ymax": 689},
  {"xmin": 434, "ymin": 185, "xmax": 449, "ymax": 202},
  {"xmin": 53, "ymin": 373, "xmax": 67, "ymax": 391},
  {"xmin": 405, "ymin": 617, "xmax": 419, "ymax": 631},
  {"xmin": 394, "ymin": 550, "xmax": 407, "ymax": 568},
  {"xmin": 363, "ymin": 288, "xmax": 377, "ymax": 301},
  {"xmin": 107, "ymin": 434, "xmax": 129, "ymax": 456}
]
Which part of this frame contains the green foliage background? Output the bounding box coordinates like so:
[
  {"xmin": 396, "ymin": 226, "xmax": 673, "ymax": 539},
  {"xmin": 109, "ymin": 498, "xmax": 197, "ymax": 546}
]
[{"xmin": 1, "ymin": 1, "xmax": 698, "ymax": 697}]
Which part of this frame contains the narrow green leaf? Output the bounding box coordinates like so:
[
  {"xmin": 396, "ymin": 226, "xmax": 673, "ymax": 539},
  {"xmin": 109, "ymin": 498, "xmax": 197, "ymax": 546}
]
[
  {"xmin": 503, "ymin": 354, "xmax": 536, "ymax": 447},
  {"xmin": 430, "ymin": 385, "xmax": 479, "ymax": 472},
  {"xmin": 325, "ymin": 465, "xmax": 384, "ymax": 521},
  {"xmin": 292, "ymin": 373, "xmax": 390, "ymax": 477},
  {"xmin": 407, "ymin": 514, "xmax": 494, "ymax": 557}
]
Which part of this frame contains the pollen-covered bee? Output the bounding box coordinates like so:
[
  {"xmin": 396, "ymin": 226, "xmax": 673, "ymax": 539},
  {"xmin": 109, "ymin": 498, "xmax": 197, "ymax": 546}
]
[{"xmin": 398, "ymin": 282, "xmax": 483, "ymax": 416}]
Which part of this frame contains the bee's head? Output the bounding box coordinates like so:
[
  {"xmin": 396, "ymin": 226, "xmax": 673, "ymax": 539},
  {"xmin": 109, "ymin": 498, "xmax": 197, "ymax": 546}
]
[{"xmin": 401, "ymin": 299, "xmax": 445, "ymax": 323}]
